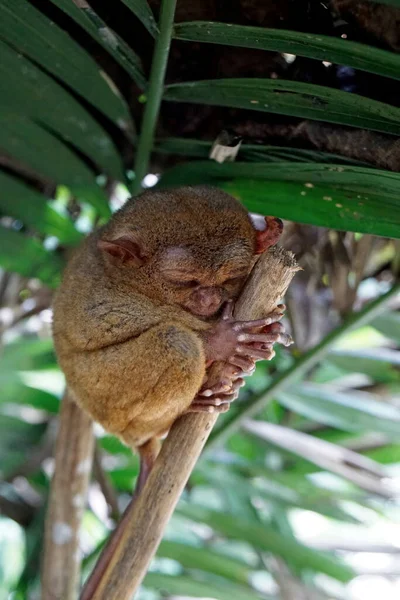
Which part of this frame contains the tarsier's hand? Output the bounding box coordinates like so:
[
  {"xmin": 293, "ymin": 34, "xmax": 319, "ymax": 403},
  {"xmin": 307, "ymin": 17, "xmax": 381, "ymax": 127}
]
[
  {"xmin": 202, "ymin": 301, "xmax": 290, "ymax": 364},
  {"xmin": 189, "ymin": 302, "xmax": 293, "ymax": 414}
]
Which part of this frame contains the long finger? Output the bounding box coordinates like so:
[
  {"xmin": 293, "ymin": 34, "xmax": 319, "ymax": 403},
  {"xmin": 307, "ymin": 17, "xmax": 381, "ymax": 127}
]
[
  {"xmin": 197, "ymin": 390, "xmax": 239, "ymax": 405},
  {"xmin": 200, "ymin": 380, "xmax": 234, "ymax": 396},
  {"xmin": 228, "ymin": 355, "xmax": 256, "ymax": 373},
  {"xmin": 219, "ymin": 364, "xmax": 243, "ymax": 379},
  {"xmin": 233, "ymin": 316, "xmax": 281, "ymax": 331},
  {"xmin": 231, "ymin": 378, "xmax": 245, "ymax": 392},
  {"xmin": 239, "ymin": 331, "xmax": 293, "ymax": 346},
  {"xmin": 236, "ymin": 346, "xmax": 276, "ymax": 360},
  {"xmin": 277, "ymin": 332, "xmax": 293, "ymax": 347},
  {"xmin": 237, "ymin": 332, "xmax": 280, "ymax": 344},
  {"xmin": 201, "ymin": 380, "xmax": 244, "ymax": 397}
]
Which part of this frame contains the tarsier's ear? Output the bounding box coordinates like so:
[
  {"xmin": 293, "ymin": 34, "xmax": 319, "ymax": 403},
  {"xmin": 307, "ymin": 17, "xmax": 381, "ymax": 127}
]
[
  {"xmin": 254, "ymin": 216, "xmax": 283, "ymax": 255},
  {"xmin": 97, "ymin": 235, "xmax": 148, "ymax": 267}
]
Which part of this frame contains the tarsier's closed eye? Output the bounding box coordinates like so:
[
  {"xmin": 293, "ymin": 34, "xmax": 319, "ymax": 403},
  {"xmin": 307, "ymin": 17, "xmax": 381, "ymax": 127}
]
[
  {"xmin": 170, "ymin": 279, "xmax": 199, "ymax": 288},
  {"xmin": 224, "ymin": 276, "xmax": 245, "ymax": 285}
]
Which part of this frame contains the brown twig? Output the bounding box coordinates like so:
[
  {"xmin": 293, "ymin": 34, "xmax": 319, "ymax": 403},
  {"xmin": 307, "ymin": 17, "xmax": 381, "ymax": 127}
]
[
  {"xmin": 83, "ymin": 246, "xmax": 299, "ymax": 600},
  {"xmin": 41, "ymin": 391, "xmax": 95, "ymax": 600},
  {"xmin": 267, "ymin": 556, "xmax": 330, "ymax": 600},
  {"xmin": 93, "ymin": 445, "xmax": 121, "ymax": 521}
]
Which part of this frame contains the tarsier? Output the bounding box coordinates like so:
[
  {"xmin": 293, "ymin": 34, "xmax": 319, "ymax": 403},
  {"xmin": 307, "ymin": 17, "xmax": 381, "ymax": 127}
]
[{"xmin": 53, "ymin": 186, "xmax": 291, "ymax": 491}]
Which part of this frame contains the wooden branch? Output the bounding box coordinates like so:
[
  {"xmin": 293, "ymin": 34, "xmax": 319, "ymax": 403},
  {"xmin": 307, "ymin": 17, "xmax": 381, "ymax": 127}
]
[
  {"xmin": 84, "ymin": 245, "xmax": 299, "ymax": 600},
  {"xmin": 206, "ymin": 246, "xmax": 300, "ymax": 388},
  {"xmin": 41, "ymin": 390, "xmax": 95, "ymax": 600}
]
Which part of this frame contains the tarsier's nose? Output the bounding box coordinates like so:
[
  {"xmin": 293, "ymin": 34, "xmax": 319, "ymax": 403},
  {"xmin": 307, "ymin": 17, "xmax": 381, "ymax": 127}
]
[{"xmin": 195, "ymin": 287, "xmax": 223, "ymax": 313}]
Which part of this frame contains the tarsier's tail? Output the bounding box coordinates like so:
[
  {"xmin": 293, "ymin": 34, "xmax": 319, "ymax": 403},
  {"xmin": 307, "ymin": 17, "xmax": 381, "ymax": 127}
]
[{"xmin": 136, "ymin": 437, "xmax": 162, "ymax": 496}]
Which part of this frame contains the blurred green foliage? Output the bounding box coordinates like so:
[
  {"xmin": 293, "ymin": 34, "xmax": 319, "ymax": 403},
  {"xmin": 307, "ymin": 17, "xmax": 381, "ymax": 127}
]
[{"xmin": 1, "ymin": 0, "xmax": 400, "ymax": 599}]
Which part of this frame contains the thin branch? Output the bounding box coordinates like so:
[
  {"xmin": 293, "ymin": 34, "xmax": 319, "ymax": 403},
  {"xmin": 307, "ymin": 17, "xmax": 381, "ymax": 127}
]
[
  {"xmin": 93, "ymin": 445, "xmax": 120, "ymax": 521},
  {"xmin": 41, "ymin": 391, "xmax": 95, "ymax": 600},
  {"xmin": 207, "ymin": 281, "xmax": 400, "ymax": 451},
  {"xmin": 131, "ymin": 0, "xmax": 177, "ymax": 194},
  {"xmin": 267, "ymin": 556, "xmax": 330, "ymax": 600}
]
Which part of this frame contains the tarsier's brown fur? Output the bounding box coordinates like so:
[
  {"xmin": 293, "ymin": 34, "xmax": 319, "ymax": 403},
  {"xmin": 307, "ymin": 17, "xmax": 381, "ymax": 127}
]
[{"xmin": 53, "ymin": 186, "xmax": 285, "ymax": 482}]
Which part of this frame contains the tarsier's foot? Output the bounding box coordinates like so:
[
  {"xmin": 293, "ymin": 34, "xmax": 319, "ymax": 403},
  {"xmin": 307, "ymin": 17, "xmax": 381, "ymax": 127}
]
[
  {"xmin": 187, "ymin": 378, "xmax": 244, "ymax": 414},
  {"xmin": 218, "ymin": 357, "xmax": 256, "ymax": 380}
]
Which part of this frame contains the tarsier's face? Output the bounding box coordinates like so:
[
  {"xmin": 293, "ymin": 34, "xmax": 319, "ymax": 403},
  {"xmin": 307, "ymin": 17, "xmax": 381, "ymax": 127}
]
[
  {"xmin": 98, "ymin": 186, "xmax": 283, "ymax": 318},
  {"xmin": 155, "ymin": 244, "xmax": 254, "ymax": 318},
  {"xmin": 98, "ymin": 221, "xmax": 257, "ymax": 319}
]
